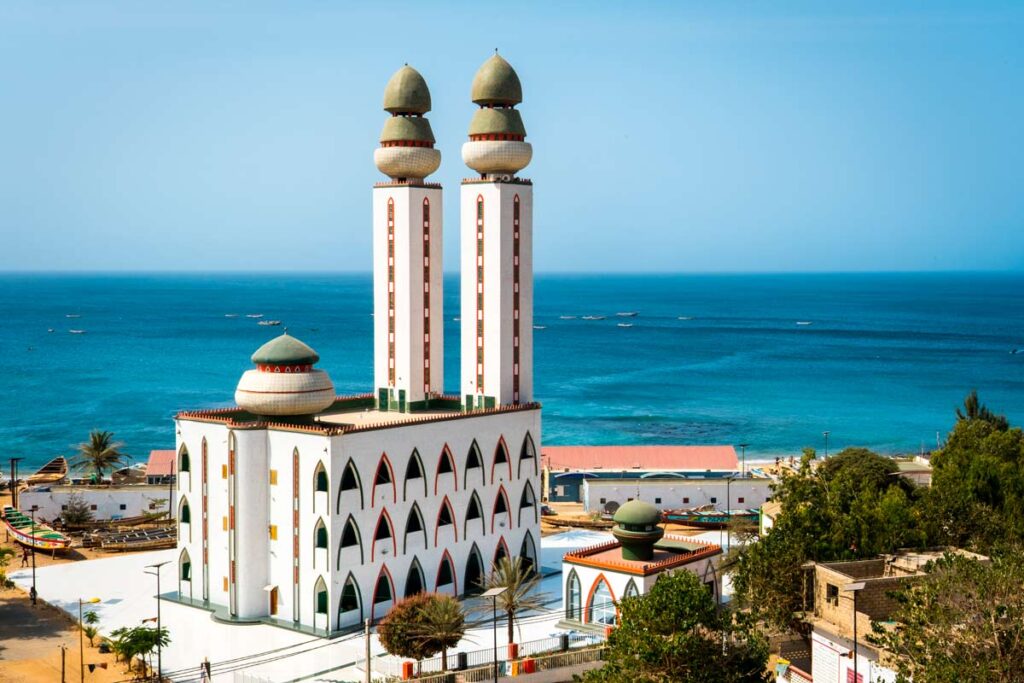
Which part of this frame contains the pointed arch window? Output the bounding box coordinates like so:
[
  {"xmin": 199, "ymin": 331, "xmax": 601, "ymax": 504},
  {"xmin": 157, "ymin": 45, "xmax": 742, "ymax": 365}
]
[
  {"xmin": 337, "ymin": 573, "xmax": 362, "ymax": 628},
  {"xmin": 405, "ymin": 559, "xmax": 425, "ymax": 597},
  {"xmin": 588, "ymin": 577, "xmax": 616, "ymax": 625},
  {"xmin": 179, "ymin": 548, "xmax": 192, "ymax": 581},
  {"xmin": 464, "ymin": 545, "xmax": 484, "ymax": 596},
  {"xmin": 492, "ymin": 438, "xmax": 511, "ymax": 484},
  {"xmin": 435, "ymin": 445, "xmax": 458, "ymax": 494},
  {"xmin": 374, "ymin": 568, "xmax": 394, "ymax": 605},
  {"xmin": 373, "ymin": 454, "xmax": 396, "ymax": 505},
  {"xmin": 337, "ymin": 458, "xmax": 363, "ymax": 512},
  {"xmin": 518, "ymin": 481, "xmax": 538, "ymax": 526},
  {"xmin": 465, "ymin": 492, "xmax": 484, "ymax": 538},
  {"xmin": 465, "ymin": 441, "xmax": 484, "ymax": 485},
  {"xmin": 491, "ymin": 486, "xmax": 511, "ymax": 533},
  {"xmin": 178, "ymin": 445, "xmax": 191, "ymax": 474},
  {"xmin": 404, "ymin": 504, "xmax": 427, "ymax": 553},
  {"xmin": 338, "ymin": 515, "xmax": 362, "ymax": 566},
  {"xmin": 436, "ymin": 551, "xmax": 457, "ymax": 594},
  {"xmin": 566, "ymin": 570, "xmax": 582, "ymax": 620},
  {"xmin": 623, "ymin": 579, "xmax": 639, "ymax": 599},
  {"xmin": 178, "ymin": 497, "xmax": 191, "ymax": 542},
  {"xmin": 519, "ymin": 532, "xmax": 537, "ymax": 575},
  {"xmin": 404, "ymin": 450, "xmax": 427, "ymax": 501},
  {"xmin": 519, "ymin": 433, "xmax": 537, "ymax": 477},
  {"xmin": 435, "ymin": 496, "xmax": 457, "ymax": 545},
  {"xmin": 314, "ymin": 462, "xmax": 328, "ymax": 493},
  {"xmin": 314, "ymin": 576, "xmax": 328, "ymax": 615},
  {"xmin": 372, "ymin": 510, "xmax": 396, "ymax": 560},
  {"xmin": 493, "ymin": 538, "xmax": 509, "ymax": 567}
]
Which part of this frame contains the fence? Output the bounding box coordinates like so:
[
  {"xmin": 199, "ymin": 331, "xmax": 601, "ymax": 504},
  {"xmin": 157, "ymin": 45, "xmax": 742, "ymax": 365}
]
[
  {"xmin": 407, "ymin": 647, "xmax": 606, "ymax": 683},
  {"xmin": 375, "ymin": 632, "xmax": 606, "ymax": 680}
]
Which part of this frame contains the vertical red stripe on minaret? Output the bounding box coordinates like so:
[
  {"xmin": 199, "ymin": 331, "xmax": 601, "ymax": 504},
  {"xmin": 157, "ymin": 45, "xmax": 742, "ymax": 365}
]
[
  {"xmin": 387, "ymin": 198, "xmax": 396, "ymax": 387},
  {"xmin": 201, "ymin": 438, "xmax": 208, "ymax": 600},
  {"xmin": 512, "ymin": 195, "xmax": 521, "ymax": 403},
  {"xmin": 423, "ymin": 198, "xmax": 431, "ymax": 396},
  {"xmin": 476, "ymin": 196, "xmax": 485, "ymax": 393}
]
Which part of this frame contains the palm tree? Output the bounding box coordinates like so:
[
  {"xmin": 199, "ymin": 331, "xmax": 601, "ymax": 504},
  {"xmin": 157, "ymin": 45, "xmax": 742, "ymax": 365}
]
[
  {"xmin": 480, "ymin": 556, "xmax": 545, "ymax": 644},
  {"xmin": 72, "ymin": 430, "xmax": 126, "ymax": 481},
  {"xmin": 410, "ymin": 594, "xmax": 465, "ymax": 672}
]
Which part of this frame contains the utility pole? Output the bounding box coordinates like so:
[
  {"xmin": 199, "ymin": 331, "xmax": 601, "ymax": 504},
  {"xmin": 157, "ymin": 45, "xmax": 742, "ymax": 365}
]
[
  {"xmin": 29, "ymin": 505, "xmax": 38, "ymax": 605},
  {"xmin": 823, "ymin": 431, "xmax": 831, "ymax": 458},
  {"xmin": 738, "ymin": 443, "xmax": 749, "ymax": 478},
  {"xmin": 61, "ymin": 645, "xmax": 66, "ymax": 683},
  {"xmin": 9, "ymin": 457, "xmax": 23, "ymax": 509},
  {"xmin": 145, "ymin": 561, "xmax": 170, "ymax": 681},
  {"xmin": 364, "ymin": 618, "xmax": 371, "ymax": 683}
]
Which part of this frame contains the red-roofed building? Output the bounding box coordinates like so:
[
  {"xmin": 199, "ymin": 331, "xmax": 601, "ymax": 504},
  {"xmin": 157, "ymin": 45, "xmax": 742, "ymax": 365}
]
[{"xmin": 146, "ymin": 449, "xmax": 176, "ymax": 485}]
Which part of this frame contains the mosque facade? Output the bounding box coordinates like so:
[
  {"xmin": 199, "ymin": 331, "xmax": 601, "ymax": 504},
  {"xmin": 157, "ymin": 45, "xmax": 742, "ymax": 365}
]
[{"xmin": 172, "ymin": 55, "xmax": 542, "ymax": 635}]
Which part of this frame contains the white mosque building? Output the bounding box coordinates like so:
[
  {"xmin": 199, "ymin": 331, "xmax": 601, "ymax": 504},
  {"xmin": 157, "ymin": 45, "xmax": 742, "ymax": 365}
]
[{"xmin": 172, "ymin": 55, "xmax": 542, "ymax": 635}]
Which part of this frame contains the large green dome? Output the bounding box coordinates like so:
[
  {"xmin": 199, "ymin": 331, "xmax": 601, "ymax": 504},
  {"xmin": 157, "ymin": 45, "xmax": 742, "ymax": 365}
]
[
  {"xmin": 383, "ymin": 65, "xmax": 432, "ymax": 115},
  {"xmin": 471, "ymin": 54, "xmax": 522, "ymax": 106},
  {"xmin": 251, "ymin": 333, "xmax": 320, "ymax": 365},
  {"xmin": 380, "ymin": 116, "xmax": 436, "ymax": 144},
  {"xmin": 613, "ymin": 500, "xmax": 661, "ymax": 528}
]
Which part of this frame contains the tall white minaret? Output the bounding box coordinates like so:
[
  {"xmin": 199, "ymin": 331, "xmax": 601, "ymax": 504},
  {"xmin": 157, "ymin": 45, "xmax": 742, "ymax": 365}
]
[
  {"xmin": 373, "ymin": 65, "xmax": 444, "ymax": 411},
  {"xmin": 460, "ymin": 53, "xmax": 534, "ymax": 409}
]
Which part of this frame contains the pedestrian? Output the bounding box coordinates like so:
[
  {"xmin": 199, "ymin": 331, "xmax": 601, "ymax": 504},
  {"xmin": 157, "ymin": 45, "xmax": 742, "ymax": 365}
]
[{"xmin": 20, "ymin": 547, "xmax": 29, "ymax": 567}]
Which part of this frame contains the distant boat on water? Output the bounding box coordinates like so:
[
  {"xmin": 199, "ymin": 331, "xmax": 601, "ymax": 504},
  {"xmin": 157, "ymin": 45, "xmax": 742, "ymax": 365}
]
[
  {"xmin": 582, "ymin": 315, "xmax": 606, "ymax": 321},
  {"xmin": 47, "ymin": 328, "xmax": 54, "ymax": 333},
  {"xmin": 258, "ymin": 320, "xmax": 282, "ymax": 326},
  {"xmin": 246, "ymin": 314, "xmax": 264, "ymax": 319},
  {"xmin": 224, "ymin": 313, "xmax": 239, "ymax": 318},
  {"xmin": 617, "ymin": 323, "xmax": 633, "ymax": 328},
  {"xmin": 533, "ymin": 325, "xmax": 546, "ymax": 330},
  {"xmin": 65, "ymin": 314, "xmax": 80, "ymax": 318},
  {"xmin": 678, "ymin": 316, "xmax": 694, "ymax": 320},
  {"xmin": 559, "ymin": 315, "xmax": 576, "ymax": 320},
  {"xmin": 616, "ymin": 311, "xmax": 638, "ymax": 317},
  {"xmin": 796, "ymin": 321, "xmax": 812, "ymax": 326},
  {"xmin": 68, "ymin": 329, "xmax": 85, "ymax": 335}
]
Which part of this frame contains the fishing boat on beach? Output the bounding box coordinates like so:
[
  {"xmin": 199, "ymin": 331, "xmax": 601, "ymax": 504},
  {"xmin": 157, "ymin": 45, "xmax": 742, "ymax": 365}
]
[
  {"xmin": 27, "ymin": 457, "xmax": 68, "ymax": 485},
  {"xmin": 661, "ymin": 505, "xmax": 759, "ymax": 529},
  {"xmin": 2, "ymin": 506, "xmax": 72, "ymax": 552}
]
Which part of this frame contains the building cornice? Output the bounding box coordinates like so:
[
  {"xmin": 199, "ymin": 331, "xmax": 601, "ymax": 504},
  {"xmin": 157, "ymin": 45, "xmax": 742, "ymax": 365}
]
[{"xmin": 563, "ymin": 536, "xmax": 722, "ymax": 576}]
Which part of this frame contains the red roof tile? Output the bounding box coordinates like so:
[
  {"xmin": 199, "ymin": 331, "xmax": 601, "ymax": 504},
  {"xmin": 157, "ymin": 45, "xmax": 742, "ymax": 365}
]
[
  {"xmin": 146, "ymin": 450, "xmax": 176, "ymax": 476},
  {"xmin": 542, "ymin": 445, "xmax": 738, "ymax": 472}
]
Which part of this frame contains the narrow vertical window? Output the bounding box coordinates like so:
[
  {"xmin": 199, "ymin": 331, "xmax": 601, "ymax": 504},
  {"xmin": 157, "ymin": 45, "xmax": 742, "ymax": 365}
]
[
  {"xmin": 476, "ymin": 195, "xmax": 485, "ymax": 394},
  {"xmin": 422, "ymin": 197, "xmax": 431, "ymax": 395},
  {"xmin": 387, "ymin": 198, "xmax": 396, "ymax": 387},
  {"xmin": 512, "ymin": 194, "xmax": 521, "ymax": 402}
]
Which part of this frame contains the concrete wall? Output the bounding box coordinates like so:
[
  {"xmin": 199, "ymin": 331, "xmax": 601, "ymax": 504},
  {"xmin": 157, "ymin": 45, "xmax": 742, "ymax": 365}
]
[
  {"xmin": 581, "ymin": 477, "xmax": 772, "ymax": 513},
  {"xmin": 20, "ymin": 485, "xmax": 174, "ymax": 523}
]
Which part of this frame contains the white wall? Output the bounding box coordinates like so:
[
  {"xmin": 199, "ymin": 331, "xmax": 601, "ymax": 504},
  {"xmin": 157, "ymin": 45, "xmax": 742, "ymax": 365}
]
[
  {"xmin": 20, "ymin": 485, "xmax": 174, "ymax": 523},
  {"xmin": 811, "ymin": 628, "xmax": 897, "ymax": 683},
  {"xmin": 582, "ymin": 477, "xmax": 773, "ymax": 513},
  {"xmin": 460, "ymin": 181, "xmax": 533, "ymax": 406},
  {"xmin": 373, "ymin": 185, "xmax": 444, "ymax": 406}
]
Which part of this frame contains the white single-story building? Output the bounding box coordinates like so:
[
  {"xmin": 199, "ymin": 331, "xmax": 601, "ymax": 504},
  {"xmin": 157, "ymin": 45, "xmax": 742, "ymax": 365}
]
[
  {"xmin": 582, "ymin": 475, "xmax": 773, "ymax": 514},
  {"xmin": 19, "ymin": 484, "xmax": 175, "ymax": 523}
]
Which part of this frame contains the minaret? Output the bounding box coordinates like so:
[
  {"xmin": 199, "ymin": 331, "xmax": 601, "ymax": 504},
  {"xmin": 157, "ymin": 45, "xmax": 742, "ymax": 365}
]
[
  {"xmin": 373, "ymin": 65, "xmax": 444, "ymax": 411},
  {"xmin": 460, "ymin": 53, "xmax": 534, "ymax": 409}
]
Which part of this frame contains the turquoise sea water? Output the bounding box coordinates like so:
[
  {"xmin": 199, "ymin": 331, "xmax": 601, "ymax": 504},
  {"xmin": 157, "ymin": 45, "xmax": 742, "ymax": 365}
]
[{"xmin": 2, "ymin": 273, "xmax": 1022, "ymax": 471}]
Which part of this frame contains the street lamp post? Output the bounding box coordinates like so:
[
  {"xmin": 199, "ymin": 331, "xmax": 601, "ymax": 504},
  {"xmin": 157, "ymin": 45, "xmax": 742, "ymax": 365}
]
[
  {"xmin": 9, "ymin": 457, "xmax": 23, "ymax": 509},
  {"xmin": 79, "ymin": 597, "xmax": 100, "ymax": 683},
  {"xmin": 844, "ymin": 581, "xmax": 866, "ymax": 683},
  {"xmin": 29, "ymin": 505, "xmax": 38, "ymax": 605},
  {"xmin": 145, "ymin": 561, "xmax": 171, "ymax": 681},
  {"xmin": 738, "ymin": 443, "xmax": 749, "ymax": 478},
  {"xmin": 823, "ymin": 431, "xmax": 831, "ymax": 458},
  {"xmin": 481, "ymin": 587, "xmax": 507, "ymax": 683}
]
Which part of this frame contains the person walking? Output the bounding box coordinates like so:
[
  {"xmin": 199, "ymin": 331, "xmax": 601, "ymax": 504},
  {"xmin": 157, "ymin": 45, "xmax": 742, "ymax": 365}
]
[{"xmin": 20, "ymin": 547, "xmax": 29, "ymax": 567}]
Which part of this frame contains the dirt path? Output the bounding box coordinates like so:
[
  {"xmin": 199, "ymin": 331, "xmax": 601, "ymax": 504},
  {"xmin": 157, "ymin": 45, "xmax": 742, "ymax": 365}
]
[{"xmin": 0, "ymin": 588, "xmax": 127, "ymax": 683}]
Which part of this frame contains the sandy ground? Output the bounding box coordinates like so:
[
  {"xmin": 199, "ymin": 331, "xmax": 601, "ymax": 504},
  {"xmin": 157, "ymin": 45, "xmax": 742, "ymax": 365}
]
[{"xmin": 0, "ymin": 588, "xmax": 127, "ymax": 683}]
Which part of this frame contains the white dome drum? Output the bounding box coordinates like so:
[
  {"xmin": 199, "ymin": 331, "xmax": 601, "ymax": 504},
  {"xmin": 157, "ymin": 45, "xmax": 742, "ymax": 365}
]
[
  {"xmin": 461, "ymin": 140, "xmax": 532, "ymax": 175},
  {"xmin": 374, "ymin": 146, "xmax": 441, "ymax": 180},
  {"xmin": 235, "ymin": 368, "xmax": 335, "ymax": 416}
]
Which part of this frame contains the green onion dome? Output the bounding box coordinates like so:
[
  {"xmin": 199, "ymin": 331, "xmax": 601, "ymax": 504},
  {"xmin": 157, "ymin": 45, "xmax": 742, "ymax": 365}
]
[
  {"xmin": 613, "ymin": 500, "xmax": 662, "ymax": 529},
  {"xmin": 250, "ymin": 333, "xmax": 320, "ymax": 366},
  {"xmin": 612, "ymin": 500, "xmax": 664, "ymax": 562},
  {"xmin": 468, "ymin": 108, "xmax": 526, "ymax": 137},
  {"xmin": 380, "ymin": 116, "xmax": 436, "ymax": 144},
  {"xmin": 383, "ymin": 65, "xmax": 431, "ymax": 114},
  {"xmin": 471, "ymin": 53, "xmax": 523, "ymax": 106}
]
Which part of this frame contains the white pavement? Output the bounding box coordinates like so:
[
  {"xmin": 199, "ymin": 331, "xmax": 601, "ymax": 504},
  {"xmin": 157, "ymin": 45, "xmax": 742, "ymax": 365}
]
[{"xmin": 8, "ymin": 530, "xmax": 617, "ymax": 682}]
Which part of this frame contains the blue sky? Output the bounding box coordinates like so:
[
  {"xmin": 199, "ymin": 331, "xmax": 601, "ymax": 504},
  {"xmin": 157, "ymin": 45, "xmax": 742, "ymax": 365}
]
[{"xmin": 1, "ymin": 1, "xmax": 1022, "ymax": 273}]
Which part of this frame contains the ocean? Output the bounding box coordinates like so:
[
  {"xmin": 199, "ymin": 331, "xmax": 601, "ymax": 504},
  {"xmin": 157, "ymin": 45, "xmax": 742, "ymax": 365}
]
[{"xmin": 2, "ymin": 272, "xmax": 1022, "ymax": 471}]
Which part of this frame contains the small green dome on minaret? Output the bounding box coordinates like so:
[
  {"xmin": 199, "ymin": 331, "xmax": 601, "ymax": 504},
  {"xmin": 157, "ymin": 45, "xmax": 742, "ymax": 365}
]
[
  {"xmin": 251, "ymin": 333, "xmax": 320, "ymax": 365},
  {"xmin": 612, "ymin": 500, "xmax": 665, "ymax": 561},
  {"xmin": 470, "ymin": 53, "xmax": 522, "ymax": 106},
  {"xmin": 383, "ymin": 65, "xmax": 432, "ymax": 114}
]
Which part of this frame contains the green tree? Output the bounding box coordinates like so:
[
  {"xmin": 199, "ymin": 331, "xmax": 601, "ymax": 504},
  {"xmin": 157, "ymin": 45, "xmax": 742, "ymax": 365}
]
[
  {"xmin": 479, "ymin": 556, "xmax": 545, "ymax": 643},
  {"xmin": 582, "ymin": 570, "xmax": 771, "ymax": 683},
  {"xmin": 0, "ymin": 547, "xmax": 15, "ymax": 588},
  {"xmin": 410, "ymin": 593, "xmax": 466, "ymax": 671},
  {"xmin": 72, "ymin": 430, "xmax": 126, "ymax": 481},
  {"xmin": 379, "ymin": 593, "xmax": 450, "ymax": 667},
  {"xmin": 955, "ymin": 389, "xmax": 1009, "ymax": 430},
  {"xmin": 107, "ymin": 625, "xmax": 169, "ymax": 673},
  {"xmin": 61, "ymin": 492, "xmax": 94, "ymax": 526},
  {"xmin": 869, "ymin": 550, "xmax": 1024, "ymax": 683}
]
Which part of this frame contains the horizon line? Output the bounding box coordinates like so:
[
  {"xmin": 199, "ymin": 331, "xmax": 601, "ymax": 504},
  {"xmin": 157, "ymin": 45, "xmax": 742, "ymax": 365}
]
[{"xmin": 0, "ymin": 268, "xmax": 1022, "ymax": 277}]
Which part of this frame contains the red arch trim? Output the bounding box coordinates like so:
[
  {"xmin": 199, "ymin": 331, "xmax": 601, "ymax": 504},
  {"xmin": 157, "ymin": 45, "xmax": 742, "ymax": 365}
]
[
  {"xmin": 371, "ymin": 509, "xmax": 397, "ymax": 561},
  {"xmin": 434, "ymin": 444, "xmax": 459, "ymax": 495},
  {"xmin": 435, "ymin": 549, "xmax": 458, "ymax": 595},
  {"xmin": 492, "ymin": 536, "xmax": 509, "ymax": 565},
  {"xmin": 434, "ymin": 495, "xmax": 458, "ymax": 546},
  {"xmin": 584, "ymin": 573, "xmax": 618, "ymax": 625},
  {"xmin": 491, "ymin": 436, "xmax": 512, "ymax": 485},
  {"xmin": 372, "ymin": 452, "xmax": 397, "ymax": 506},
  {"xmin": 491, "ymin": 485, "xmax": 512, "ymax": 533},
  {"xmin": 370, "ymin": 564, "xmax": 395, "ymax": 622}
]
